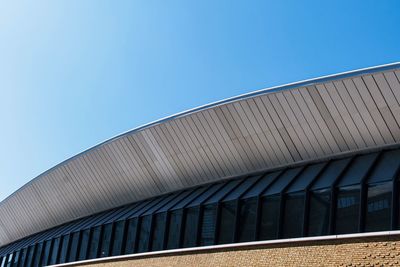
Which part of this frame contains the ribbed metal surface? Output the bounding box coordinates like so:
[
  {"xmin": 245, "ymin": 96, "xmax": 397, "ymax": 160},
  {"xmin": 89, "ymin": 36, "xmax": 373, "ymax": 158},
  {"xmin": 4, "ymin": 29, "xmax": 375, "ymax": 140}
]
[{"xmin": 0, "ymin": 63, "xmax": 400, "ymax": 247}]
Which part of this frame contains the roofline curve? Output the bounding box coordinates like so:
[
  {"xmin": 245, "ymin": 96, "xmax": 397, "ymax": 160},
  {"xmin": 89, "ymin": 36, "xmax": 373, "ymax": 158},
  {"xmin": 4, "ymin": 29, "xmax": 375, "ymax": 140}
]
[{"xmin": 2, "ymin": 61, "xmax": 400, "ymax": 204}]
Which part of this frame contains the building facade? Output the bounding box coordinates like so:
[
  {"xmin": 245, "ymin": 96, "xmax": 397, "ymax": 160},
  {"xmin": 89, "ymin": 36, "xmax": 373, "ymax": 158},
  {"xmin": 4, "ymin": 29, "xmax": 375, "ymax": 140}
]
[{"xmin": 1, "ymin": 63, "xmax": 400, "ymax": 266}]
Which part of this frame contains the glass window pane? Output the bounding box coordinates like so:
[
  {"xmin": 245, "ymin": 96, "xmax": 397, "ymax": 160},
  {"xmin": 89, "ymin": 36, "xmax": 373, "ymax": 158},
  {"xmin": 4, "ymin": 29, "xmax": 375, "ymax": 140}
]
[
  {"xmin": 68, "ymin": 232, "xmax": 80, "ymax": 262},
  {"xmin": 308, "ymin": 190, "xmax": 331, "ymax": 236},
  {"xmin": 32, "ymin": 242, "xmax": 43, "ymax": 267},
  {"xmin": 166, "ymin": 210, "xmax": 183, "ymax": 249},
  {"xmin": 58, "ymin": 235, "xmax": 70, "ymax": 263},
  {"xmin": 17, "ymin": 248, "xmax": 28, "ymax": 267},
  {"xmin": 368, "ymin": 150, "xmax": 400, "ymax": 183},
  {"xmin": 335, "ymin": 185, "xmax": 360, "ymax": 234},
  {"xmin": 88, "ymin": 227, "xmax": 101, "ymax": 259},
  {"xmin": 41, "ymin": 240, "xmax": 52, "ymax": 266},
  {"xmin": 223, "ymin": 176, "xmax": 260, "ymax": 202},
  {"xmin": 137, "ymin": 216, "xmax": 151, "ymax": 253},
  {"xmin": 259, "ymin": 196, "xmax": 280, "ymax": 240},
  {"xmin": 142, "ymin": 194, "xmax": 177, "ymax": 216},
  {"xmin": 200, "ymin": 204, "xmax": 217, "ymax": 246},
  {"xmin": 187, "ymin": 183, "xmax": 225, "ymax": 208},
  {"xmin": 337, "ymin": 153, "xmax": 378, "ymax": 187},
  {"xmin": 242, "ymin": 172, "xmax": 281, "ymax": 199},
  {"xmin": 5, "ymin": 254, "xmax": 12, "ymax": 267},
  {"xmin": 100, "ymin": 224, "xmax": 113, "ymax": 257},
  {"xmin": 11, "ymin": 250, "xmax": 20, "ymax": 267},
  {"xmin": 311, "ymin": 158, "xmax": 351, "ymax": 190},
  {"xmin": 25, "ymin": 246, "xmax": 35, "ymax": 267},
  {"xmin": 282, "ymin": 193, "xmax": 304, "ymax": 238},
  {"xmin": 183, "ymin": 207, "xmax": 199, "ymax": 248},
  {"xmin": 365, "ymin": 182, "xmax": 392, "ymax": 232},
  {"xmin": 286, "ymin": 163, "xmax": 326, "ymax": 193},
  {"xmin": 238, "ymin": 198, "xmax": 257, "ymax": 242},
  {"xmin": 151, "ymin": 213, "xmax": 167, "ymax": 251},
  {"xmin": 263, "ymin": 167, "xmax": 303, "ymax": 196},
  {"xmin": 49, "ymin": 237, "xmax": 60, "ymax": 265},
  {"xmin": 204, "ymin": 180, "xmax": 242, "ymax": 205},
  {"xmin": 158, "ymin": 191, "xmax": 192, "ymax": 213},
  {"xmin": 78, "ymin": 229, "xmax": 90, "ymax": 261},
  {"xmin": 111, "ymin": 221, "xmax": 126, "ymax": 256},
  {"xmin": 124, "ymin": 218, "xmax": 138, "ymax": 255},
  {"xmin": 217, "ymin": 201, "xmax": 236, "ymax": 244},
  {"xmin": 172, "ymin": 187, "xmax": 208, "ymax": 210}
]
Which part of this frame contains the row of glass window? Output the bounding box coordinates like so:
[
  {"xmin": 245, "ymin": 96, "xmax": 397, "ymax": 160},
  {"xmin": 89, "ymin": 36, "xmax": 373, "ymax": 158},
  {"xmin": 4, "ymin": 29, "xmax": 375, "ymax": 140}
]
[{"xmin": 0, "ymin": 148, "xmax": 399, "ymax": 267}]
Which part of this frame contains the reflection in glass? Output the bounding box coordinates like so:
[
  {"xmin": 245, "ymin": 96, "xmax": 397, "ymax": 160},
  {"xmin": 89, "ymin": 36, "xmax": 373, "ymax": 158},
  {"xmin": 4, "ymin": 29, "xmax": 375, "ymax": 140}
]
[
  {"xmin": 137, "ymin": 216, "xmax": 151, "ymax": 253},
  {"xmin": 200, "ymin": 205, "xmax": 217, "ymax": 246},
  {"xmin": 218, "ymin": 201, "xmax": 236, "ymax": 244},
  {"xmin": 167, "ymin": 210, "xmax": 183, "ymax": 249},
  {"xmin": 88, "ymin": 227, "xmax": 101, "ymax": 259},
  {"xmin": 151, "ymin": 213, "xmax": 166, "ymax": 251},
  {"xmin": 365, "ymin": 182, "xmax": 392, "ymax": 232},
  {"xmin": 111, "ymin": 221, "xmax": 126, "ymax": 256},
  {"xmin": 308, "ymin": 190, "xmax": 331, "ymax": 236},
  {"xmin": 79, "ymin": 229, "xmax": 90, "ymax": 261},
  {"xmin": 100, "ymin": 224, "xmax": 113, "ymax": 257},
  {"xmin": 282, "ymin": 193, "xmax": 304, "ymax": 238},
  {"xmin": 335, "ymin": 185, "xmax": 360, "ymax": 234},
  {"xmin": 124, "ymin": 218, "xmax": 138, "ymax": 254},
  {"xmin": 183, "ymin": 207, "xmax": 199, "ymax": 248},
  {"xmin": 259, "ymin": 196, "xmax": 280, "ymax": 240},
  {"xmin": 238, "ymin": 198, "xmax": 257, "ymax": 242}
]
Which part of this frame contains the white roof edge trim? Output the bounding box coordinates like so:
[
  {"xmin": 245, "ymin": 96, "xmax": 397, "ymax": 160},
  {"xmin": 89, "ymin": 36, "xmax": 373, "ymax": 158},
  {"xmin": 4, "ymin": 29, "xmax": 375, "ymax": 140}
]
[
  {"xmin": 2, "ymin": 61, "xmax": 400, "ymax": 204},
  {"xmin": 52, "ymin": 230, "xmax": 400, "ymax": 267}
]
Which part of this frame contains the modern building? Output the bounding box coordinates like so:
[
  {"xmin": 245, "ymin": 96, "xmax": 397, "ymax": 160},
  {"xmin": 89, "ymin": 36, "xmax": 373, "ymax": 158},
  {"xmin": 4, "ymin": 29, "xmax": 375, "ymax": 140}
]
[{"xmin": 1, "ymin": 63, "xmax": 400, "ymax": 266}]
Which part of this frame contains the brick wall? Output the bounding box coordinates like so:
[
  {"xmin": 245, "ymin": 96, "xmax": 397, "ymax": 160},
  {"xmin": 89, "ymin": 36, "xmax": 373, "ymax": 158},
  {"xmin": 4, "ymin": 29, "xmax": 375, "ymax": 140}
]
[{"xmin": 74, "ymin": 235, "xmax": 400, "ymax": 267}]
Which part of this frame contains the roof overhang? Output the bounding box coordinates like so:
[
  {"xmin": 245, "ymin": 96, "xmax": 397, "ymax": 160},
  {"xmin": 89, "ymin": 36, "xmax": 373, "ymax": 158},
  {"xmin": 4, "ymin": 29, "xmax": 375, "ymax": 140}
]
[{"xmin": 1, "ymin": 62, "xmax": 400, "ymax": 247}]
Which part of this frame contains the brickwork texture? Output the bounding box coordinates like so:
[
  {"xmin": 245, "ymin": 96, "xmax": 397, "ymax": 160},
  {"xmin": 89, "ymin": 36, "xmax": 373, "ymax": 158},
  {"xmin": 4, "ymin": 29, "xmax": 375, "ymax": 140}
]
[{"xmin": 76, "ymin": 235, "xmax": 400, "ymax": 267}]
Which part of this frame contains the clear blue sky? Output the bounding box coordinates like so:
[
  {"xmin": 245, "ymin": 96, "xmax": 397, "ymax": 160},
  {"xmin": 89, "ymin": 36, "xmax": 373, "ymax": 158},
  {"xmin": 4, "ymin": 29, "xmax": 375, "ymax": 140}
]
[{"xmin": 0, "ymin": 0, "xmax": 399, "ymax": 201}]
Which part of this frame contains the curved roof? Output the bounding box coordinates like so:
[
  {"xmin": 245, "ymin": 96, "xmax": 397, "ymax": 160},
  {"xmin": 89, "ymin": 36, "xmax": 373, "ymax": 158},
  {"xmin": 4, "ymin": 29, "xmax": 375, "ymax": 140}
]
[{"xmin": 1, "ymin": 62, "xmax": 400, "ymax": 246}]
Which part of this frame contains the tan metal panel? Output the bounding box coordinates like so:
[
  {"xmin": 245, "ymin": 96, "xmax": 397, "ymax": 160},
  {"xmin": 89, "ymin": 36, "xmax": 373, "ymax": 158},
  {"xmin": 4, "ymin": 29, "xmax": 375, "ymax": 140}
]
[
  {"xmin": 252, "ymin": 97, "xmax": 294, "ymax": 162},
  {"xmin": 232, "ymin": 102, "xmax": 273, "ymax": 167},
  {"xmin": 268, "ymin": 93, "xmax": 310, "ymax": 159},
  {"xmin": 343, "ymin": 79, "xmax": 384, "ymax": 146},
  {"xmin": 108, "ymin": 140, "xmax": 147, "ymax": 199},
  {"xmin": 289, "ymin": 89, "xmax": 333, "ymax": 155},
  {"xmin": 173, "ymin": 119, "xmax": 212, "ymax": 180},
  {"xmin": 214, "ymin": 106, "xmax": 258, "ymax": 170},
  {"xmin": 194, "ymin": 112, "xmax": 232, "ymax": 176},
  {"xmin": 87, "ymin": 149, "xmax": 122, "ymax": 206},
  {"xmin": 181, "ymin": 116, "xmax": 220, "ymax": 179},
  {"xmin": 304, "ymin": 85, "xmax": 344, "ymax": 152},
  {"xmin": 321, "ymin": 83, "xmax": 365, "ymax": 148},
  {"xmin": 239, "ymin": 100, "xmax": 280, "ymax": 165},
  {"xmin": 149, "ymin": 126, "xmax": 194, "ymax": 184},
  {"xmin": 352, "ymin": 77, "xmax": 394, "ymax": 144},
  {"xmin": 169, "ymin": 120, "xmax": 205, "ymax": 180},
  {"xmin": 113, "ymin": 138, "xmax": 154, "ymax": 197},
  {"xmin": 203, "ymin": 109, "xmax": 245, "ymax": 174},
  {"xmin": 334, "ymin": 80, "xmax": 375, "ymax": 146},
  {"xmin": 224, "ymin": 104, "xmax": 266, "ymax": 169},
  {"xmin": 384, "ymin": 71, "xmax": 400, "ymax": 105},
  {"xmin": 281, "ymin": 91, "xmax": 324, "ymax": 157},
  {"xmin": 314, "ymin": 84, "xmax": 355, "ymax": 150},
  {"xmin": 276, "ymin": 92, "xmax": 318, "ymax": 158},
  {"xmin": 363, "ymin": 75, "xmax": 400, "ymax": 141},
  {"xmin": 242, "ymin": 99, "xmax": 284, "ymax": 165},
  {"xmin": 164, "ymin": 120, "xmax": 203, "ymax": 182},
  {"xmin": 96, "ymin": 145, "xmax": 133, "ymax": 204},
  {"xmin": 259, "ymin": 94, "xmax": 301, "ymax": 162}
]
